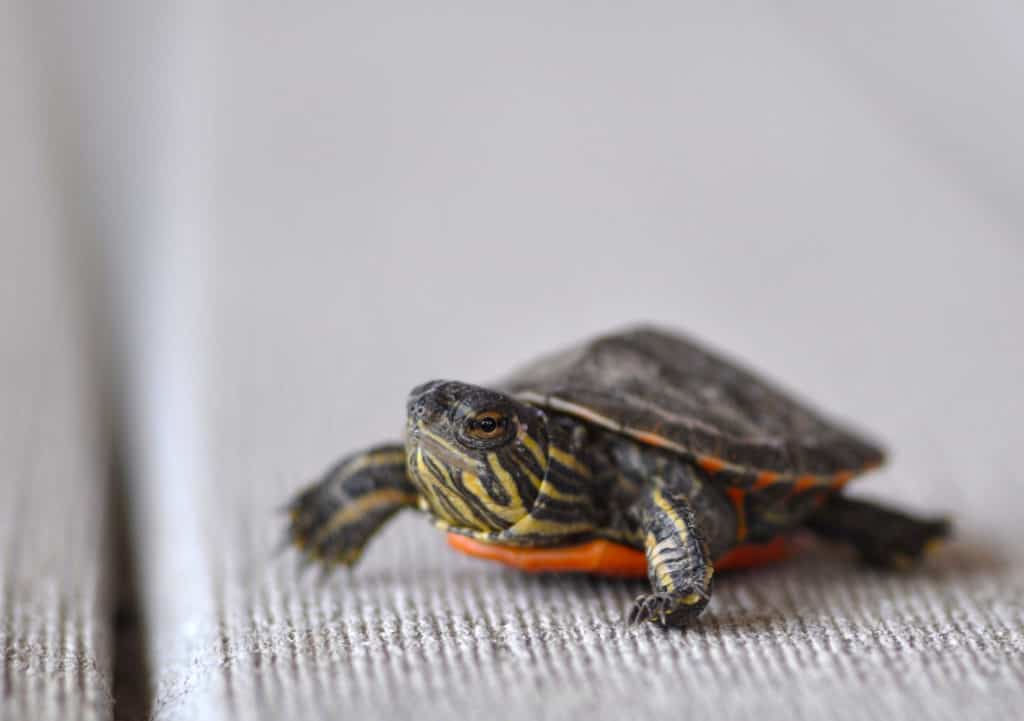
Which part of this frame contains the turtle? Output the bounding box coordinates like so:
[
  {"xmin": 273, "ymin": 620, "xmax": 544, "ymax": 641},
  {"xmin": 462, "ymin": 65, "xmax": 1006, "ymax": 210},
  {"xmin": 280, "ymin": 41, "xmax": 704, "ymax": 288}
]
[{"xmin": 285, "ymin": 326, "xmax": 950, "ymax": 627}]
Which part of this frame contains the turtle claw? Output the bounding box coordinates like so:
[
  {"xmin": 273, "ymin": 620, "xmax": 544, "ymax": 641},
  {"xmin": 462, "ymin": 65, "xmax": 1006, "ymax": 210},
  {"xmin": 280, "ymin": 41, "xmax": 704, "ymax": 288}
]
[{"xmin": 628, "ymin": 591, "xmax": 708, "ymax": 628}]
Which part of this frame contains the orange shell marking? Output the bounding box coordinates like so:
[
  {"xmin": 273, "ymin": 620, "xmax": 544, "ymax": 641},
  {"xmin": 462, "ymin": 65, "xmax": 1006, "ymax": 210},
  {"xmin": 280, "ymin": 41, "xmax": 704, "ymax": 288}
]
[
  {"xmin": 697, "ymin": 455, "xmax": 727, "ymax": 474},
  {"xmin": 794, "ymin": 475, "xmax": 818, "ymax": 493},
  {"xmin": 832, "ymin": 470, "xmax": 854, "ymax": 489},
  {"xmin": 446, "ymin": 533, "xmax": 792, "ymax": 578}
]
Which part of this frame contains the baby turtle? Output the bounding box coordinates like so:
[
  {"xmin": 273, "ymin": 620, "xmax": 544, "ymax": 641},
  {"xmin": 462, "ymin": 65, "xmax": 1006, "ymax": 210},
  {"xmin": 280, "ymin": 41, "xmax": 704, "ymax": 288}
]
[{"xmin": 285, "ymin": 326, "xmax": 949, "ymax": 627}]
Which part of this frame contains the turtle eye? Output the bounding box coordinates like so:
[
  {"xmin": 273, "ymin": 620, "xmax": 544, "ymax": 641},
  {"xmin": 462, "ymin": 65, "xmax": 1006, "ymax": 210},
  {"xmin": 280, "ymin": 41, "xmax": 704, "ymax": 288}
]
[{"xmin": 462, "ymin": 410, "xmax": 511, "ymax": 444}]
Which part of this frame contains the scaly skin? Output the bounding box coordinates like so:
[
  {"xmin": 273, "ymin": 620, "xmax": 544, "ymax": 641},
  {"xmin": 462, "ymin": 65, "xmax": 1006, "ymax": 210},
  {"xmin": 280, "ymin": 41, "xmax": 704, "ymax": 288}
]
[
  {"xmin": 806, "ymin": 495, "xmax": 951, "ymax": 569},
  {"xmin": 286, "ymin": 381, "xmax": 950, "ymax": 628},
  {"xmin": 286, "ymin": 445, "xmax": 415, "ymax": 565}
]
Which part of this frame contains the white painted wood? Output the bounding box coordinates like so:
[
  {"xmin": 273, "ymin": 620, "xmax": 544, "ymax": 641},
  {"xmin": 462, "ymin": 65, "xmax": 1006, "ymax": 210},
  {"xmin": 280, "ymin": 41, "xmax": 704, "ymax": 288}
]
[
  {"xmin": 20, "ymin": 1, "xmax": 1024, "ymax": 719},
  {"xmin": 0, "ymin": 6, "xmax": 113, "ymax": 719},
  {"xmin": 106, "ymin": 4, "xmax": 1024, "ymax": 720}
]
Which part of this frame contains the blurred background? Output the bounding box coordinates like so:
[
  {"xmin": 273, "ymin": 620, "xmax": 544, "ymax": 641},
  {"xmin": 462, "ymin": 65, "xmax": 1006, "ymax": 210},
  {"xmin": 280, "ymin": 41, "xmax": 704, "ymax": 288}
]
[{"xmin": 3, "ymin": 2, "xmax": 1023, "ymax": 720}]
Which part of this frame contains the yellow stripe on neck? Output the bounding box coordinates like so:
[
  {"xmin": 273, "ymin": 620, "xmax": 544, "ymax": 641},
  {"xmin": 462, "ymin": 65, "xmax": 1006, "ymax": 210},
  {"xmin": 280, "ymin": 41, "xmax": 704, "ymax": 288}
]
[{"xmin": 549, "ymin": 447, "xmax": 592, "ymax": 479}]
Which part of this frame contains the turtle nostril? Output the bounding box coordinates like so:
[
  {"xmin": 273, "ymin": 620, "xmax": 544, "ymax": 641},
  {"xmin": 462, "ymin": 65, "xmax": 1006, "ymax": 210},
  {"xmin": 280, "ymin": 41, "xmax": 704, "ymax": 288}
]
[{"xmin": 406, "ymin": 399, "xmax": 431, "ymax": 422}]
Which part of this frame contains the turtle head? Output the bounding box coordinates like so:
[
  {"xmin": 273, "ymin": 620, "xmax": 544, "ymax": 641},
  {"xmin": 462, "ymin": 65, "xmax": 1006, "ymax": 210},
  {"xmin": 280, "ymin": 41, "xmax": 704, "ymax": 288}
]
[{"xmin": 405, "ymin": 380, "xmax": 549, "ymax": 533}]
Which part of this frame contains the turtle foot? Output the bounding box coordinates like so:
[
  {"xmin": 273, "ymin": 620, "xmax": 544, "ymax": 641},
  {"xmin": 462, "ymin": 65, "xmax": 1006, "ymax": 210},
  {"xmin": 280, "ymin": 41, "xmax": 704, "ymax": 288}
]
[
  {"xmin": 628, "ymin": 590, "xmax": 709, "ymax": 627},
  {"xmin": 861, "ymin": 516, "xmax": 953, "ymax": 570}
]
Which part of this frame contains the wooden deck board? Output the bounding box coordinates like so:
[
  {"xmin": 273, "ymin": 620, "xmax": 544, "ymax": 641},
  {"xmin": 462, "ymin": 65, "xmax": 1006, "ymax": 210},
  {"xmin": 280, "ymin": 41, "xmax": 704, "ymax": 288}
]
[
  {"xmin": 0, "ymin": 27, "xmax": 114, "ymax": 718},
  {"xmin": 7, "ymin": 4, "xmax": 1024, "ymax": 720}
]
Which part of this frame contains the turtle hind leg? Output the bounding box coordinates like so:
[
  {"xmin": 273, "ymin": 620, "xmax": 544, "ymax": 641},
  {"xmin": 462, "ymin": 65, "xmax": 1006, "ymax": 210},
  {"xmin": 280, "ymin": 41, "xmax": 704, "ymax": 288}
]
[
  {"xmin": 628, "ymin": 486, "xmax": 714, "ymax": 628},
  {"xmin": 287, "ymin": 443, "xmax": 418, "ymax": 568},
  {"xmin": 805, "ymin": 495, "xmax": 952, "ymax": 569}
]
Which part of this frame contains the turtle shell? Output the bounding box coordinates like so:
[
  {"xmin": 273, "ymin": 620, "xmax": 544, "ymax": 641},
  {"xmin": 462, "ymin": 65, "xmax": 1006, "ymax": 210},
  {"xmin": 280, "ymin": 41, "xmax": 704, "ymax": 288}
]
[{"xmin": 501, "ymin": 326, "xmax": 884, "ymax": 487}]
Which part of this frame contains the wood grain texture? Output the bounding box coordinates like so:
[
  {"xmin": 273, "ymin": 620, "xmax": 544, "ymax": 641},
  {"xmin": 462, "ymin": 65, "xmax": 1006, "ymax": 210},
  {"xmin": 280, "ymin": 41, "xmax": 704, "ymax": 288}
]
[
  {"xmin": 123, "ymin": 2, "xmax": 1024, "ymax": 707},
  {"xmin": 24, "ymin": 2, "xmax": 1024, "ymax": 719},
  {"xmin": 0, "ymin": 10, "xmax": 113, "ymax": 717}
]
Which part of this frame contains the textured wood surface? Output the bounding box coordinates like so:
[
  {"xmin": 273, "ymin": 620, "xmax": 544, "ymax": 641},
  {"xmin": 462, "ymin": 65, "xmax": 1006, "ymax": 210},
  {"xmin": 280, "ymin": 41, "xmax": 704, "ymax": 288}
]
[
  {"xmin": 121, "ymin": 3, "xmax": 1024, "ymax": 714},
  {"xmin": 0, "ymin": 9, "xmax": 113, "ymax": 718},
  {"xmin": 8, "ymin": 3, "xmax": 1024, "ymax": 720}
]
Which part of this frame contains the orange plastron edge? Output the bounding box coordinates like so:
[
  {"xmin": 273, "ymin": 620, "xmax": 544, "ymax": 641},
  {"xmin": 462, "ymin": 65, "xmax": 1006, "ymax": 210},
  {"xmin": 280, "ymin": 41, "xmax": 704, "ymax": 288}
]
[{"xmin": 446, "ymin": 533, "xmax": 793, "ymax": 578}]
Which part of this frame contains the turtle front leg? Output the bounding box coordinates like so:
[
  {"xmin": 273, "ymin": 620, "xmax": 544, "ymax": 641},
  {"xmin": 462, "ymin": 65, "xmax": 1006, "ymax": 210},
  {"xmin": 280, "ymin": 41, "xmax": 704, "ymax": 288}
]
[
  {"xmin": 628, "ymin": 486, "xmax": 714, "ymax": 627},
  {"xmin": 286, "ymin": 444, "xmax": 418, "ymax": 567},
  {"xmin": 805, "ymin": 495, "xmax": 951, "ymax": 569}
]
